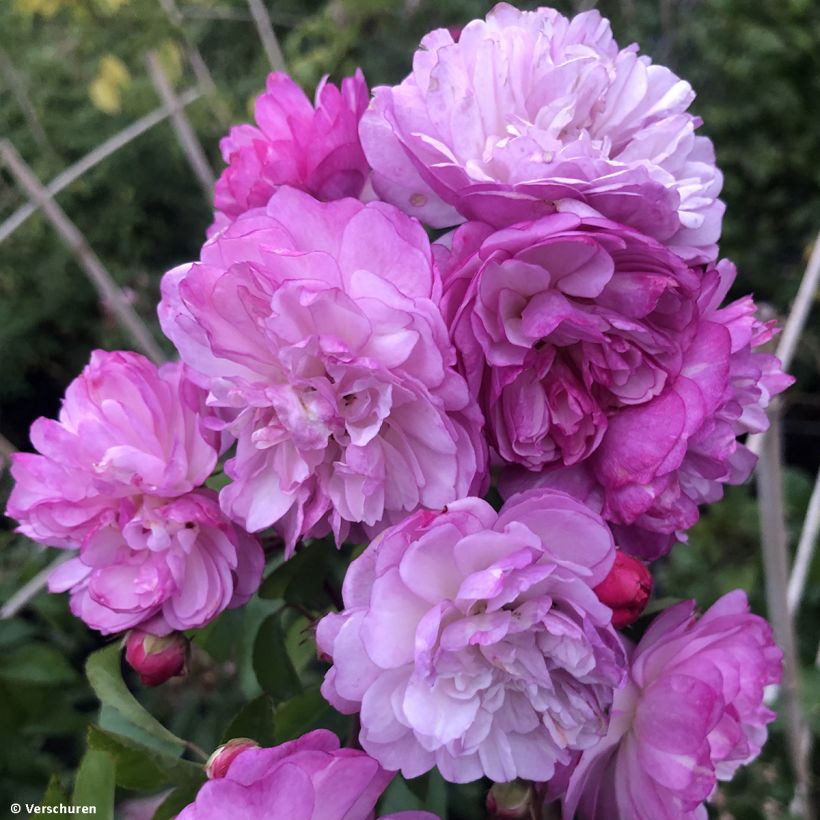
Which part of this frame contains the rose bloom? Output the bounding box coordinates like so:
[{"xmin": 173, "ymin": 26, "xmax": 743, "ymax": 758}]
[
  {"xmin": 560, "ymin": 591, "xmax": 782, "ymax": 819},
  {"xmin": 210, "ymin": 70, "xmax": 370, "ymax": 235},
  {"xmin": 500, "ymin": 261, "xmax": 792, "ymax": 560},
  {"xmin": 178, "ymin": 729, "xmax": 437, "ymax": 820},
  {"xmin": 360, "ymin": 3, "xmax": 723, "ymax": 263},
  {"xmin": 160, "ymin": 187, "xmax": 486, "ymax": 551},
  {"xmin": 438, "ymin": 202, "xmax": 701, "ymax": 472},
  {"xmin": 6, "ymin": 351, "xmax": 263, "ymax": 635},
  {"xmin": 317, "ymin": 489, "xmax": 627, "ymax": 784}
]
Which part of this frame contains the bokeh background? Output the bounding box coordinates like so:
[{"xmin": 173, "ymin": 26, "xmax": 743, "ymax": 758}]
[{"xmin": 1, "ymin": 0, "xmax": 818, "ymax": 817}]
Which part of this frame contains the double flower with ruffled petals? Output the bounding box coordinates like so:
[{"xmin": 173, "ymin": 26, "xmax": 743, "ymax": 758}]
[
  {"xmin": 160, "ymin": 187, "xmax": 486, "ymax": 552},
  {"xmin": 561, "ymin": 591, "xmax": 782, "ymax": 819},
  {"xmin": 360, "ymin": 3, "xmax": 723, "ymax": 263},
  {"xmin": 6, "ymin": 351, "xmax": 263, "ymax": 635},
  {"xmin": 317, "ymin": 489, "xmax": 627, "ymax": 784}
]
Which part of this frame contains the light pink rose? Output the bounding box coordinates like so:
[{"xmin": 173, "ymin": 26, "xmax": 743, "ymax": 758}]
[
  {"xmin": 317, "ymin": 490, "xmax": 627, "ymax": 784},
  {"xmin": 360, "ymin": 3, "xmax": 723, "ymax": 263}
]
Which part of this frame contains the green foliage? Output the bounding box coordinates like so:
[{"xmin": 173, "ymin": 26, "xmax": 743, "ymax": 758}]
[{"xmin": 72, "ymin": 749, "xmax": 115, "ymax": 819}]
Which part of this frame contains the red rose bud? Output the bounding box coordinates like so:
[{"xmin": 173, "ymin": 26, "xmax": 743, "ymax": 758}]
[
  {"xmin": 486, "ymin": 780, "xmax": 531, "ymax": 818},
  {"xmin": 593, "ymin": 550, "xmax": 652, "ymax": 628},
  {"xmin": 124, "ymin": 629, "xmax": 189, "ymax": 686},
  {"xmin": 206, "ymin": 739, "xmax": 259, "ymax": 780}
]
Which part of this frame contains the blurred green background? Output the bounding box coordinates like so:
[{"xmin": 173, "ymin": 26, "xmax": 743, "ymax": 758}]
[{"xmin": 0, "ymin": 0, "xmax": 818, "ymax": 817}]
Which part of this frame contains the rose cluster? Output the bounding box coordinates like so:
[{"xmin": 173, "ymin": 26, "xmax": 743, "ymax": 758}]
[{"xmin": 5, "ymin": 4, "xmax": 790, "ymax": 819}]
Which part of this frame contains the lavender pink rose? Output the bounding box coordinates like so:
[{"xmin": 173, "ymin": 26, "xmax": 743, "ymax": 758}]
[{"xmin": 317, "ymin": 489, "xmax": 627, "ymax": 784}]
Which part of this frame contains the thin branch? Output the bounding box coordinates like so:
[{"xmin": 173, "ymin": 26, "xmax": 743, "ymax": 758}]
[
  {"xmin": 0, "ymin": 551, "xmax": 73, "ymax": 619},
  {"xmin": 0, "ymin": 88, "xmax": 202, "ymax": 245},
  {"xmin": 157, "ymin": 0, "xmax": 231, "ymax": 127},
  {"xmin": 0, "ymin": 433, "xmax": 17, "ymax": 459},
  {"xmin": 748, "ymin": 230, "xmax": 820, "ymax": 459},
  {"xmin": 0, "ymin": 46, "xmax": 54, "ymax": 154},
  {"xmin": 246, "ymin": 0, "xmax": 286, "ymax": 72},
  {"xmin": 776, "ymin": 230, "xmax": 820, "ymax": 375},
  {"xmin": 145, "ymin": 51, "xmax": 215, "ymax": 201},
  {"xmin": 756, "ymin": 414, "xmax": 814, "ymax": 817},
  {"xmin": 0, "ymin": 140, "xmax": 166, "ymax": 364},
  {"xmin": 787, "ymin": 466, "xmax": 820, "ymax": 616}
]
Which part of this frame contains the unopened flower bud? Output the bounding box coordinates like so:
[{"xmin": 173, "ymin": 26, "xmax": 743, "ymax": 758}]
[
  {"xmin": 205, "ymin": 738, "xmax": 259, "ymax": 780},
  {"xmin": 593, "ymin": 550, "xmax": 652, "ymax": 628},
  {"xmin": 486, "ymin": 779, "xmax": 531, "ymax": 818},
  {"xmin": 124, "ymin": 629, "xmax": 189, "ymax": 686}
]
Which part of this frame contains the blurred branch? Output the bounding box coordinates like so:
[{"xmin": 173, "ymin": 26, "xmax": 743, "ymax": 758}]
[
  {"xmin": 757, "ymin": 414, "xmax": 814, "ymax": 818},
  {"xmin": 0, "ymin": 88, "xmax": 202, "ymax": 245},
  {"xmin": 787, "ymin": 466, "xmax": 820, "ymax": 616},
  {"xmin": 157, "ymin": 0, "xmax": 232, "ymax": 127},
  {"xmin": 145, "ymin": 51, "xmax": 215, "ymax": 201},
  {"xmin": 0, "ymin": 47, "xmax": 54, "ymax": 155},
  {"xmin": 0, "ymin": 140, "xmax": 166, "ymax": 364},
  {"xmin": 246, "ymin": 0, "xmax": 286, "ymax": 72},
  {"xmin": 0, "ymin": 551, "xmax": 73, "ymax": 619},
  {"xmin": 748, "ymin": 229, "xmax": 820, "ymax": 459},
  {"xmin": 0, "ymin": 433, "xmax": 17, "ymax": 459}
]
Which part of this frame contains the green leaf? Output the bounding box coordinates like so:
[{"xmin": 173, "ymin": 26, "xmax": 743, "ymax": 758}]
[
  {"xmin": 0, "ymin": 643, "xmax": 78, "ymax": 685},
  {"xmin": 0, "ymin": 618, "xmax": 37, "ymax": 649},
  {"xmin": 641, "ymin": 596, "xmax": 685, "ymax": 617},
  {"xmin": 152, "ymin": 783, "xmax": 202, "ymax": 820},
  {"xmin": 98, "ymin": 704, "xmax": 182, "ymax": 758},
  {"xmin": 273, "ymin": 686, "xmax": 339, "ymax": 743},
  {"xmin": 252, "ymin": 612, "xmax": 301, "ymax": 702},
  {"xmin": 379, "ymin": 775, "xmax": 426, "ymax": 814},
  {"xmin": 87, "ymin": 724, "xmax": 205, "ymax": 791},
  {"xmin": 222, "ymin": 694, "xmax": 276, "ymax": 746},
  {"xmin": 73, "ymin": 749, "xmax": 115, "ymax": 820},
  {"xmin": 86, "ymin": 643, "xmax": 185, "ymax": 755},
  {"xmin": 258, "ymin": 540, "xmax": 333, "ymax": 606},
  {"xmin": 41, "ymin": 774, "xmax": 69, "ymax": 808}
]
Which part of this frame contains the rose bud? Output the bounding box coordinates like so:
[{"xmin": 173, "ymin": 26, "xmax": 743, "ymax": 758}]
[
  {"xmin": 205, "ymin": 738, "xmax": 259, "ymax": 780},
  {"xmin": 593, "ymin": 551, "xmax": 652, "ymax": 628},
  {"xmin": 487, "ymin": 780, "xmax": 531, "ymax": 818},
  {"xmin": 124, "ymin": 629, "xmax": 189, "ymax": 686}
]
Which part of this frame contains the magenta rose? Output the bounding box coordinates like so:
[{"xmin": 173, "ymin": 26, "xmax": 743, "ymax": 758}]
[
  {"xmin": 160, "ymin": 187, "xmax": 486, "ymax": 551},
  {"xmin": 317, "ymin": 489, "xmax": 627, "ymax": 784},
  {"xmin": 561, "ymin": 591, "xmax": 782, "ymax": 819},
  {"xmin": 178, "ymin": 729, "xmax": 437, "ymax": 820},
  {"xmin": 500, "ymin": 261, "xmax": 792, "ymax": 559},
  {"xmin": 210, "ymin": 70, "xmax": 370, "ymax": 234},
  {"xmin": 6, "ymin": 351, "xmax": 263, "ymax": 634},
  {"xmin": 438, "ymin": 202, "xmax": 701, "ymax": 471},
  {"xmin": 360, "ymin": 4, "xmax": 723, "ymax": 263}
]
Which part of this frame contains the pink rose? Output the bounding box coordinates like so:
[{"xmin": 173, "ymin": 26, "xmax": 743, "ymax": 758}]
[
  {"xmin": 178, "ymin": 729, "xmax": 437, "ymax": 820},
  {"xmin": 160, "ymin": 187, "xmax": 486, "ymax": 551},
  {"xmin": 561, "ymin": 591, "xmax": 782, "ymax": 819},
  {"xmin": 6, "ymin": 351, "xmax": 263, "ymax": 634},
  {"xmin": 438, "ymin": 203, "xmax": 701, "ymax": 472},
  {"xmin": 211, "ymin": 70, "xmax": 370, "ymax": 234},
  {"xmin": 500, "ymin": 261, "xmax": 792, "ymax": 559}
]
